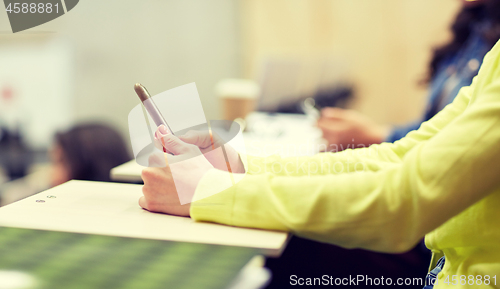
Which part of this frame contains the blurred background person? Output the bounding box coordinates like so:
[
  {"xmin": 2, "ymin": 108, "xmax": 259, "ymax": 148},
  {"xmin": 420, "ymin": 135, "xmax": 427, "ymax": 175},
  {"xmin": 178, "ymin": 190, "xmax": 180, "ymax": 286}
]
[
  {"xmin": 0, "ymin": 123, "xmax": 130, "ymax": 206},
  {"xmin": 50, "ymin": 123, "xmax": 131, "ymax": 187},
  {"xmin": 265, "ymin": 1, "xmax": 500, "ymax": 288},
  {"xmin": 317, "ymin": 0, "xmax": 500, "ymax": 149}
]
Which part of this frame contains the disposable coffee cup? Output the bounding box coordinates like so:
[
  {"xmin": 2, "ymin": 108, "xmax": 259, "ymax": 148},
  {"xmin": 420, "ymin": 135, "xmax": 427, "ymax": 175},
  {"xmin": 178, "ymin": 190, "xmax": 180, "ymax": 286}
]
[{"xmin": 216, "ymin": 79, "xmax": 260, "ymax": 120}]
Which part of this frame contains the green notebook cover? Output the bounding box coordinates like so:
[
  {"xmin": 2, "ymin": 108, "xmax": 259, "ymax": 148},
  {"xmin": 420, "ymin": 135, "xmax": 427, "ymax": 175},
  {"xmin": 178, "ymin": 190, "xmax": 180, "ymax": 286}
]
[{"xmin": 0, "ymin": 227, "xmax": 257, "ymax": 289}]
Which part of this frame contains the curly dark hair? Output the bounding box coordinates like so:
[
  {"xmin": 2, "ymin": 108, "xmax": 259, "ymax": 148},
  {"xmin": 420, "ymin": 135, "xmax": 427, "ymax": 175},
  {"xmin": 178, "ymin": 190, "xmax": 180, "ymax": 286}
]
[{"xmin": 428, "ymin": 0, "xmax": 500, "ymax": 81}]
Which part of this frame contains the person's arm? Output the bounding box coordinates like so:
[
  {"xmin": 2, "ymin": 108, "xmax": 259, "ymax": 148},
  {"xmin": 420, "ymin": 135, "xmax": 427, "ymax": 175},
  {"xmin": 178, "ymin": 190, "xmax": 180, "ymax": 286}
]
[
  {"xmin": 191, "ymin": 68, "xmax": 500, "ymax": 253},
  {"xmin": 243, "ymin": 83, "xmax": 473, "ymax": 177},
  {"xmin": 316, "ymin": 108, "xmax": 391, "ymax": 148}
]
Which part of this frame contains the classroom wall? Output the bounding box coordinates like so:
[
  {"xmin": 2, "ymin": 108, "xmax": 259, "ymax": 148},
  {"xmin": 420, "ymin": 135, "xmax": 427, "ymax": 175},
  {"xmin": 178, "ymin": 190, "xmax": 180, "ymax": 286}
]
[
  {"xmin": 0, "ymin": 0, "xmax": 241, "ymax": 147},
  {"xmin": 239, "ymin": 0, "xmax": 462, "ymax": 124}
]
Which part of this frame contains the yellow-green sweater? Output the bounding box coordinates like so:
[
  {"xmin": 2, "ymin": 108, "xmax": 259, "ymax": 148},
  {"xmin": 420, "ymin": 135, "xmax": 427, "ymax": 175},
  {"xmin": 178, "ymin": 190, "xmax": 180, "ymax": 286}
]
[{"xmin": 191, "ymin": 41, "xmax": 500, "ymax": 288}]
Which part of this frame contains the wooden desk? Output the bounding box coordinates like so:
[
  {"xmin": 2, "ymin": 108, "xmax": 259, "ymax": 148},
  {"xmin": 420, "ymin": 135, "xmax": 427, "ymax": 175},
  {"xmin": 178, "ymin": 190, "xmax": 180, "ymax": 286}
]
[
  {"xmin": 0, "ymin": 180, "xmax": 289, "ymax": 256},
  {"xmin": 110, "ymin": 160, "xmax": 144, "ymax": 183}
]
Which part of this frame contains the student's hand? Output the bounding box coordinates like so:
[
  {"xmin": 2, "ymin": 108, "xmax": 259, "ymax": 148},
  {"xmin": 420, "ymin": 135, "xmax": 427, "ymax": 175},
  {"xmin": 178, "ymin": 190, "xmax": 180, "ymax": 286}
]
[
  {"xmin": 317, "ymin": 107, "xmax": 391, "ymax": 151},
  {"xmin": 178, "ymin": 129, "xmax": 245, "ymax": 174},
  {"xmin": 139, "ymin": 131, "xmax": 214, "ymax": 216}
]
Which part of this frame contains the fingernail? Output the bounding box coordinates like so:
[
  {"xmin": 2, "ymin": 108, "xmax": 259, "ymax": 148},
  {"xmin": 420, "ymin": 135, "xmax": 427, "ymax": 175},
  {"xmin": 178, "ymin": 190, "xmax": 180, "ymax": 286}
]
[{"xmin": 159, "ymin": 125, "xmax": 169, "ymax": 136}]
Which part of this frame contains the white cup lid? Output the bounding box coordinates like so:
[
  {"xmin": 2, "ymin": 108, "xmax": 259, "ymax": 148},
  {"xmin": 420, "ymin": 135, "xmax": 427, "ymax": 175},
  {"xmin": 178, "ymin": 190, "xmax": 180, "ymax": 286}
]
[{"xmin": 216, "ymin": 79, "xmax": 260, "ymax": 99}]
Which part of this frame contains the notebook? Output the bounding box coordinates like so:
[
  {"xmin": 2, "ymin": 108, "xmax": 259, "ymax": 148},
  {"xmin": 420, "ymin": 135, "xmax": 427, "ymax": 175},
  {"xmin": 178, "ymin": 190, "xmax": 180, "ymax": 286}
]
[{"xmin": 0, "ymin": 226, "xmax": 257, "ymax": 289}]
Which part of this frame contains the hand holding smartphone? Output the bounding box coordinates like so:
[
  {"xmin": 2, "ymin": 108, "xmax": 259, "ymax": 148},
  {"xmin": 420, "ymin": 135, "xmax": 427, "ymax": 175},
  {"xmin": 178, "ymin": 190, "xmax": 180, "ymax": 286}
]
[{"xmin": 134, "ymin": 83, "xmax": 176, "ymax": 154}]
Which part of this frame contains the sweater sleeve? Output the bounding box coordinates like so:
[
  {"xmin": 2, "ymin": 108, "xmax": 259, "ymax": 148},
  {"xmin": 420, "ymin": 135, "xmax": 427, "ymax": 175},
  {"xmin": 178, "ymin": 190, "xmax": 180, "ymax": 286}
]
[
  {"xmin": 244, "ymin": 82, "xmax": 473, "ymax": 177},
  {"xmin": 191, "ymin": 48, "xmax": 500, "ymax": 253}
]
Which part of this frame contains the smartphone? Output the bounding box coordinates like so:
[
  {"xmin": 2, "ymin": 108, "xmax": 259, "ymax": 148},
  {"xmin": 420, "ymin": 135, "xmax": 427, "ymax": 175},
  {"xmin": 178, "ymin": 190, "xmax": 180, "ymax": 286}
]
[{"xmin": 134, "ymin": 83, "xmax": 175, "ymax": 135}]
